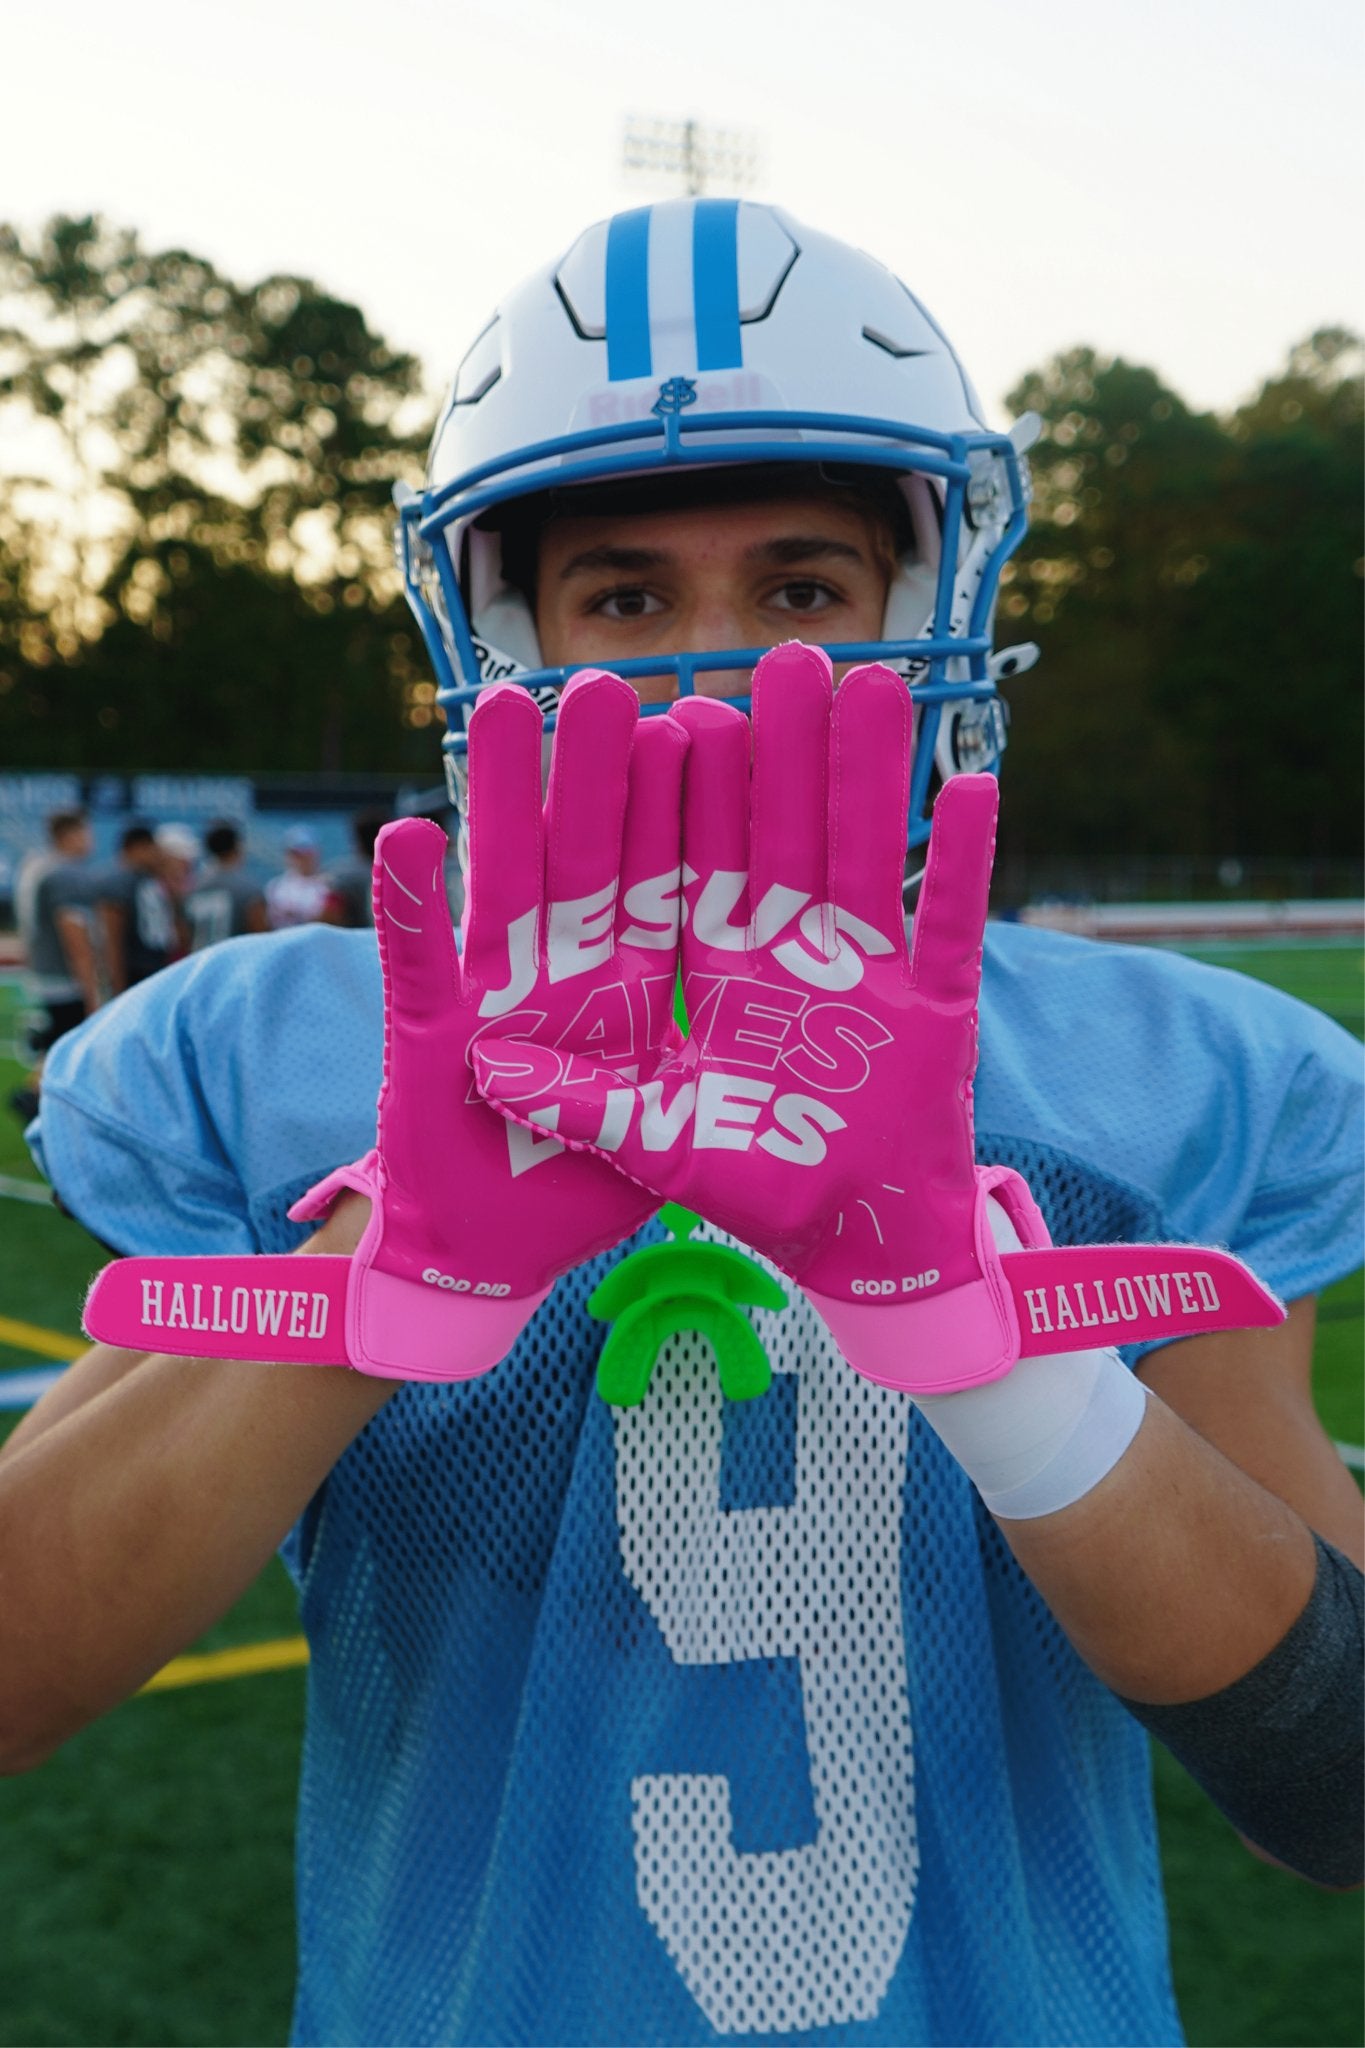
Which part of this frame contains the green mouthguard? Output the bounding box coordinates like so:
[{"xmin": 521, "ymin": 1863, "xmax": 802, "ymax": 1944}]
[{"xmin": 587, "ymin": 977, "xmax": 785, "ymax": 1406}]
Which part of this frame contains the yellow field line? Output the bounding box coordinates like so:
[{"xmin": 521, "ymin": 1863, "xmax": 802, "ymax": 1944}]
[
  {"xmin": 140, "ymin": 1636, "xmax": 310, "ymax": 1693},
  {"xmin": 0, "ymin": 1313, "xmax": 84, "ymax": 1362}
]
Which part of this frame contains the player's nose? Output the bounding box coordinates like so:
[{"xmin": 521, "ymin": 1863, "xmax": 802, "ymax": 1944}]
[{"xmin": 683, "ymin": 603, "xmax": 763, "ymax": 701}]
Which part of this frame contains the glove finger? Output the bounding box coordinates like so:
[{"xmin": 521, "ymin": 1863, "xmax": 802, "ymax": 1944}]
[
  {"xmin": 374, "ymin": 821, "xmax": 461, "ymax": 1127},
  {"xmin": 909, "ymin": 773, "xmax": 999, "ymax": 1003},
  {"xmin": 750, "ymin": 642, "xmax": 833, "ymax": 920},
  {"xmin": 544, "ymin": 672, "xmax": 638, "ymax": 955},
  {"xmin": 671, "ymin": 694, "xmax": 752, "ymax": 973},
  {"xmin": 616, "ymin": 712, "xmax": 690, "ymax": 958},
  {"xmin": 830, "ymin": 663, "xmax": 913, "ymax": 966},
  {"xmin": 462, "ymin": 684, "xmax": 546, "ymax": 1011}
]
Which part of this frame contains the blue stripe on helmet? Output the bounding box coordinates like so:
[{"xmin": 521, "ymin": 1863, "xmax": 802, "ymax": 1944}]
[
  {"xmin": 604, "ymin": 209, "xmax": 653, "ymax": 382},
  {"xmin": 692, "ymin": 198, "xmax": 743, "ymax": 371}
]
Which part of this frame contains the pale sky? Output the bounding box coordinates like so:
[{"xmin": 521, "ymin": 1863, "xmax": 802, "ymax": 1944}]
[{"xmin": 3, "ymin": 0, "xmax": 1361, "ymax": 420}]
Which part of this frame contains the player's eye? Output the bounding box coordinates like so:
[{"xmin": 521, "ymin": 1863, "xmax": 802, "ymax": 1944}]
[
  {"xmin": 768, "ymin": 579, "xmax": 840, "ymax": 615},
  {"xmin": 589, "ymin": 586, "xmax": 667, "ymax": 622}
]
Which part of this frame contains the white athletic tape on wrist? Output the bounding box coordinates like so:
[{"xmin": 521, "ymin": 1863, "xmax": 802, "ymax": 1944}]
[{"xmin": 914, "ymin": 1199, "xmax": 1149, "ymax": 1520}]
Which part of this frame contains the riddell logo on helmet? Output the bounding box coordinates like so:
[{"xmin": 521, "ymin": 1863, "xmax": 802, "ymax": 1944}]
[
  {"xmin": 587, "ymin": 372, "xmax": 765, "ymax": 427},
  {"xmin": 470, "ymin": 636, "xmax": 525, "ymax": 685}
]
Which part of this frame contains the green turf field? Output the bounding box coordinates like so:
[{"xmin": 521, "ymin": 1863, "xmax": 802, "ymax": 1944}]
[
  {"xmin": 1173, "ymin": 941, "xmax": 1365, "ymax": 1042},
  {"xmin": 0, "ymin": 952, "xmax": 1361, "ymax": 2048}
]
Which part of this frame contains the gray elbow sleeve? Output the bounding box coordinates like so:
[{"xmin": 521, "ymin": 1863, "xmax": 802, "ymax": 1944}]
[{"xmin": 1119, "ymin": 1535, "xmax": 1364, "ymax": 1889}]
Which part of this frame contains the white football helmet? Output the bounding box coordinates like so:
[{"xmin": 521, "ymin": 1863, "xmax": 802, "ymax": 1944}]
[{"xmin": 396, "ymin": 198, "xmax": 1039, "ymax": 847}]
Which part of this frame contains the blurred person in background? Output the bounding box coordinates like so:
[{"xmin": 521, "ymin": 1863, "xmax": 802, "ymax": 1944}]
[
  {"xmin": 266, "ymin": 824, "xmax": 333, "ymax": 929},
  {"xmin": 7, "ymin": 807, "xmax": 101, "ymax": 1122},
  {"xmin": 97, "ymin": 823, "xmax": 179, "ymax": 996},
  {"xmin": 153, "ymin": 823, "xmax": 201, "ymax": 955},
  {"xmin": 323, "ymin": 806, "xmax": 389, "ymax": 929},
  {"xmin": 184, "ymin": 820, "xmax": 268, "ymax": 951}
]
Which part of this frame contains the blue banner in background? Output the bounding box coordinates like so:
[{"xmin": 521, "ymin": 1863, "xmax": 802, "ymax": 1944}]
[{"xmin": 130, "ymin": 775, "xmax": 255, "ymax": 819}]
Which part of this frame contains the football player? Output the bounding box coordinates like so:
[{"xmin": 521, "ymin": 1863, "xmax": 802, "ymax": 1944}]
[{"xmin": 3, "ymin": 201, "xmax": 1361, "ymax": 2047}]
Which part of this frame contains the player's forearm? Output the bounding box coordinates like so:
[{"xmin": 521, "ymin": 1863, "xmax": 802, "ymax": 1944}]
[
  {"xmin": 0, "ymin": 1233, "xmax": 393, "ymax": 1772},
  {"xmin": 998, "ymin": 1400, "xmax": 1363, "ymax": 1888},
  {"xmin": 0, "ymin": 1350, "xmax": 391, "ymax": 1772},
  {"xmin": 1139, "ymin": 1302, "xmax": 1365, "ymax": 1571},
  {"xmin": 995, "ymin": 1393, "xmax": 1317, "ymax": 1702},
  {"xmin": 2, "ymin": 1343, "xmax": 150, "ymax": 1454}
]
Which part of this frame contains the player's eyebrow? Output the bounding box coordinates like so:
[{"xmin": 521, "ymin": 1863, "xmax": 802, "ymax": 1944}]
[
  {"xmin": 555, "ymin": 534, "xmax": 869, "ymax": 580},
  {"xmin": 555, "ymin": 545, "xmax": 670, "ymax": 579},
  {"xmin": 742, "ymin": 535, "xmax": 868, "ymax": 568}
]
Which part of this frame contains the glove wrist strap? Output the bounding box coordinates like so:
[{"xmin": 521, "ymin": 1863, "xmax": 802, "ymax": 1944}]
[
  {"xmin": 807, "ymin": 1169, "xmax": 1284, "ymax": 1397},
  {"xmin": 85, "ymin": 1256, "xmax": 352, "ymax": 1365},
  {"xmin": 83, "ymin": 1254, "xmax": 552, "ymax": 1381}
]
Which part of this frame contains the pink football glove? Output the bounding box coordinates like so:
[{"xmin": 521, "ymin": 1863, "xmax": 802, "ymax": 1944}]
[
  {"xmin": 473, "ymin": 642, "xmax": 1283, "ymax": 1394},
  {"xmin": 83, "ymin": 672, "xmax": 687, "ymax": 1378}
]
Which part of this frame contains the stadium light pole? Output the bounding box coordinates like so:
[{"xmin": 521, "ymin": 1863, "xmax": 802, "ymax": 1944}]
[{"xmin": 621, "ymin": 116, "xmax": 762, "ymax": 196}]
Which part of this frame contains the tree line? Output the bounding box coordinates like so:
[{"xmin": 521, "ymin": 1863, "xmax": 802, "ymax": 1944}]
[{"xmin": 1, "ymin": 215, "xmax": 1360, "ymax": 864}]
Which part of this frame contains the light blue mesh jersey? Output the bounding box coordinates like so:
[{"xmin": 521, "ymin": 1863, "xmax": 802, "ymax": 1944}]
[{"xmin": 33, "ymin": 922, "xmax": 1364, "ymax": 2048}]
